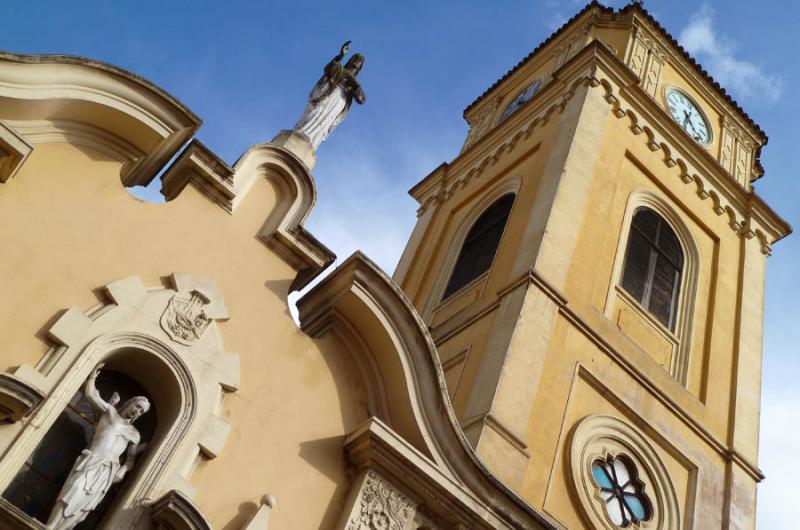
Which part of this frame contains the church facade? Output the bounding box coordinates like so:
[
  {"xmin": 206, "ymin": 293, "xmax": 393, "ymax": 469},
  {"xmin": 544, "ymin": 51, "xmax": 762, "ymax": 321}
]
[{"xmin": 0, "ymin": 2, "xmax": 789, "ymax": 530}]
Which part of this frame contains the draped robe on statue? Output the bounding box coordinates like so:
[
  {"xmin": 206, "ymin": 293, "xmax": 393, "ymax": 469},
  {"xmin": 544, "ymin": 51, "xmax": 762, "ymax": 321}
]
[
  {"xmin": 47, "ymin": 407, "xmax": 141, "ymax": 529},
  {"xmin": 294, "ymin": 59, "xmax": 364, "ymax": 150}
]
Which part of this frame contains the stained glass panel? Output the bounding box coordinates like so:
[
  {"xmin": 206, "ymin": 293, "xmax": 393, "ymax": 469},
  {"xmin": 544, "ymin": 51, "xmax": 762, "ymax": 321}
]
[{"xmin": 590, "ymin": 455, "xmax": 652, "ymax": 527}]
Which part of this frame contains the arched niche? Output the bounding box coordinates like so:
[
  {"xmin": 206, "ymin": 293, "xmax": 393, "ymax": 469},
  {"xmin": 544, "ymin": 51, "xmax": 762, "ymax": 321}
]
[{"xmin": 0, "ymin": 274, "xmax": 238, "ymax": 529}]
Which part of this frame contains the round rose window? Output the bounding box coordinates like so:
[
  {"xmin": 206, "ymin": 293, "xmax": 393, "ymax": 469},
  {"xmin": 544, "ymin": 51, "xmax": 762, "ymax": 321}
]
[{"xmin": 591, "ymin": 455, "xmax": 652, "ymax": 527}]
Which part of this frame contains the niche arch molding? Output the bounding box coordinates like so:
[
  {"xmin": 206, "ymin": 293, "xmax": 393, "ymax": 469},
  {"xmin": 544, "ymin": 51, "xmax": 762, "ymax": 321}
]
[{"xmin": 0, "ymin": 273, "xmax": 239, "ymax": 529}]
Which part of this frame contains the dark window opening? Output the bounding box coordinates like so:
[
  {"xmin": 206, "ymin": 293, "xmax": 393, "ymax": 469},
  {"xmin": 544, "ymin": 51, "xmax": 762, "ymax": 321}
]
[
  {"xmin": 620, "ymin": 208, "xmax": 684, "ymax": 330},
  {"xmin": 3, "ymin": 370, "xmax": 156, "ymax": 528},
  {"xmin": 443, "ymin": 194, "xmax": 515, "ymax": 300}
]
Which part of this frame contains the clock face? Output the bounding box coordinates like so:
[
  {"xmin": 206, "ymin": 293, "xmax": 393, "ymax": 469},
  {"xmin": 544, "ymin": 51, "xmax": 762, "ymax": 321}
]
[
  {"xmin": 499, "ymin": 80, "xmax": 542, "ymax": 122},
  {"xmin": 665, "ymin": 89, "xmax": 711, "ymax": 144}
]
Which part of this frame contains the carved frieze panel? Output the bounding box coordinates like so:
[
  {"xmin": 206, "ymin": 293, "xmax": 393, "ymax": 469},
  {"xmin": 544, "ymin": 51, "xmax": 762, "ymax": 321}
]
[
  {"xmin": 345, "ymin": 470, "xmax": 415, "ymax": 530},
  {"xmin": 643, "ymin": 54, "xmax": 663, "ymax": 98}
]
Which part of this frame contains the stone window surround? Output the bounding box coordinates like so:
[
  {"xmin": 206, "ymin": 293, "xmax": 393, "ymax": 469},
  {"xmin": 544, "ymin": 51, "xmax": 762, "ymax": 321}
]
[
  {"xmin": 0, "ymin": 274, "xmax": 238, "ymax": 529},
  {"xmin": 569, "ymin": 414, "xmax": 681, "ymax": 530},
  {"xmin": 604, "ymin": 189, "xmax": 699, "ymax": 386},
  {"xmin": 424, "ymin": 176, "xmax": 522, "ymax": 321}
]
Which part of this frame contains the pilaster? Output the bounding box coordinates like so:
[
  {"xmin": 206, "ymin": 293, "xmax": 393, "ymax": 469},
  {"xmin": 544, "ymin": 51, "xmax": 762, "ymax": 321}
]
[{"xmin": 464, "ymin": 75, "xmax": 611, "ymax": 489}]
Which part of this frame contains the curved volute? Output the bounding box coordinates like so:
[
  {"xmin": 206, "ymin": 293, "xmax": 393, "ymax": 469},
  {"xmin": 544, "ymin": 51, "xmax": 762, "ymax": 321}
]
[{"xmin": 0, "ymin": 51, "xmax": 201, "ymax": 186}]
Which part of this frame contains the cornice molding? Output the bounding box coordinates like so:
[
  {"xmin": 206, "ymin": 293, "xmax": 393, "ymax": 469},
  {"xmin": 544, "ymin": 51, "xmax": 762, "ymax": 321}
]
[
  {"xmin": 412, "ymin": 42, "xmax": 789, "ymax": 254},
  {"xmin": 161, "ymin": 140, "xmax": 335, "ymax": 292},
  {"xmin": 0, "ymin": 51, "xmax": 201, "ymax": 187},
  {"xmin": 297, "ymin": 252, "xmax": 558, "ymax": 530},
  {"xmin": 463, "ymin": 3, "xmax": 766, "ymax": 149},
  {"xmin": 344, "ymin": 417, "xmax": 519, "ymax": 529},
  {"xmin": 5, "ymin": 119, "xmax": 144, "ymax": 164}
]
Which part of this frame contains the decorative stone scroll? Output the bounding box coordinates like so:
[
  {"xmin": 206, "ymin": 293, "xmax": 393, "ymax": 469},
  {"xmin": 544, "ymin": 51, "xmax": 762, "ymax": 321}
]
[
  {"xmin": 150, "ymin": 490, "xmax": 211, "ymax": 530},
  {"xmin": 344, "ymin": 470, "xmax": 415, "ymax": 530},
  {"xmin": 0, "ymin": 373, "xmax": 44, "ymax": 423},
  {"xmin": 0, "ymin": 121, "xmax": 33, "ymax": 183}
]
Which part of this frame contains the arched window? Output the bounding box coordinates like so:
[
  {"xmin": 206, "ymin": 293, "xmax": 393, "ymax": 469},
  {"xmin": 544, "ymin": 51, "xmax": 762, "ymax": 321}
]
[
  {"xmin": 3, "ymin": 370, "xmax": 156, "ymax": 527},
  {"xmin": 443, "ymin": 193, "xmax": 515, "ymax": 300},
  {"xmin": 620, "ymin": 208, "xmax": 683, "ymax": 330}
]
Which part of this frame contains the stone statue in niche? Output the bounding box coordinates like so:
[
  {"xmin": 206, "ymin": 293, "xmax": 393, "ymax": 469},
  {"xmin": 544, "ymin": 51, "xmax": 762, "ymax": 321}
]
[
  {"xmin": 293, "ymin": 40, "xmax": 366, "ymax": 150},
  {"xmin": 160, "ymin": 289, "xmax": 212, "ymax": 346},
  {"xmin": 46, "ymin": 364, "xmax": 150, "ymax": 530}
]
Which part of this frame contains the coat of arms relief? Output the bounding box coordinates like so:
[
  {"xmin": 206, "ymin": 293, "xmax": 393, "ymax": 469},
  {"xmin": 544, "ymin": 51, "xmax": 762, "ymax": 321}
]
[{"xmin": 160, "ymin": 289, "xmax": 212, "ymax": 346}]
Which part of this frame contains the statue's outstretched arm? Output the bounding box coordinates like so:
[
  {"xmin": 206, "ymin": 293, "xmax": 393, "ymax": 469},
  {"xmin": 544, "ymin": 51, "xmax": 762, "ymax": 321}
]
[
  {"xmin": 84, "ymin": 363, "xmax": 111, "ymax": 412},
  {"xmin": 334, "ymin": 41, "xmax": 351, "ymax": 63}
]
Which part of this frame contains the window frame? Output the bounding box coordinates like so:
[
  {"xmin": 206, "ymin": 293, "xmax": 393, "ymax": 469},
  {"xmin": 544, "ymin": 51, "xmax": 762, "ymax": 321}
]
[
  {"xmin": 441, "ymin": 193, "xmax": 516, "ymax": 302},
  {"xmin": 604, "ymin": 190, "xmax": 699, "ymax": 386},
  {"xmin": 619, "ymin": 208, "xmax": 684, "ymax": 331}
]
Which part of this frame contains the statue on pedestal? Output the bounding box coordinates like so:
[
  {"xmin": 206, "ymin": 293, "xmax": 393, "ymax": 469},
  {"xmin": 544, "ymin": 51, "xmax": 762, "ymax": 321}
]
[
  {"xmin": 293, "ymin": 41, "xmax": 366, "ymax": 150},
  {"xmin": 46, "ymin": 364, "xmax": 150, "ymax": 530}
]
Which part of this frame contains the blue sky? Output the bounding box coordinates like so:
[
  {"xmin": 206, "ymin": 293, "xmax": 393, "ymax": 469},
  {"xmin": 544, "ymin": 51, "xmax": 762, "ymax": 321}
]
[{"xmin": 5, "ymin": 0, "xmax": 798, "ymax": 526}]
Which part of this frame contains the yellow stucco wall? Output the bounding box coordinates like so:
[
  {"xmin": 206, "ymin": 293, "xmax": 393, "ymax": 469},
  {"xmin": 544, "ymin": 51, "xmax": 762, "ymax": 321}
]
[
  {"xmin": 0, "ymin": 142, "xmax": 370, "ymax": 529},
  {"xmin": 397, "ymin": 11, "xmax": 782, "ymax": 527}
]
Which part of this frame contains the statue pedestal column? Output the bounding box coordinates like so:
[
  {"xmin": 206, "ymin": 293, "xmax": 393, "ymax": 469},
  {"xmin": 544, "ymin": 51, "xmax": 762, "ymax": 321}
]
[{"xmin": 270, "ymin": 130, "xmax": 317, "ymax": 170}]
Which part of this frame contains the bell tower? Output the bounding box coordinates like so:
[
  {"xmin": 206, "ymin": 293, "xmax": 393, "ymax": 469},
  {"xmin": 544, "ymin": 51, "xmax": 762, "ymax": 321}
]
[{"xmin": 394, "ymin": 3, "xmax": 789, "ymax": 529}]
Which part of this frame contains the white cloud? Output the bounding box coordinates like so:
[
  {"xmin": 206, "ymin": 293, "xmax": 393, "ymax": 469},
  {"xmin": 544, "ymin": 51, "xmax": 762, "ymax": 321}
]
[
  {"xmin": 757, "ymin": 392, "xmax": 800, "ymax": 528},
  {"xmin": 679, "ymin": 6, "xmax": 783, "ymax": 105}
]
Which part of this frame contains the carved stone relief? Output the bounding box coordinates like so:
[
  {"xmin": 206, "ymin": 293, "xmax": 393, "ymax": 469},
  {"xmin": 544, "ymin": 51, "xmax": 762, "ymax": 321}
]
[
  {"xmin": 643, "ymin": 54, "xmax": 663, "ymax": 97},
  {"xmin": 0, "ymin": 274, "xmax": 238, "ymax": 529},
  {"xmin": 735, "ymin": 139, "xmax": 753, "ymax": 186},
  {"xmin": 552, "ymin": 23, "xmax": 592, "ymax": 73},
  {"xmin": 720, "ymin": 124, "xmax": 735, "ymax": 173},
  {"xmin": 720, "ymin": 117, "xmax": 754, "ymax": 187},
  {"xmin": 346, "ymin": 471, "xmax": 415, "ymax": 530},
  {"xmin": 627, "ymin": 27, "xmax": 667, "ymax": 99},
  {"xmin": 160, "ymin": 290, "xmax": 212, "ymax": 345},
  {"xmin": 628, "ymin": 39, "xmax": 648, "ymax": 79},
  {"xmin": 412, "ymin": 508, "xmax": 442, "ymax": 530},
  {"xmin": 462, "ymin": 99, "xmax": 500, "ymax": 152}
]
